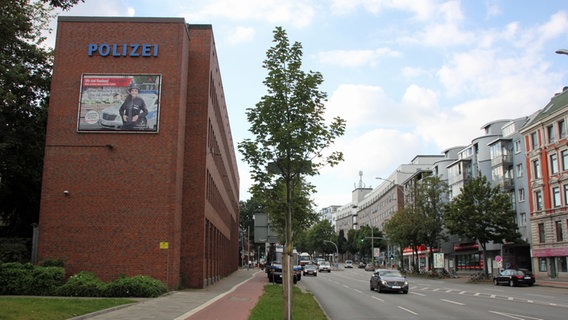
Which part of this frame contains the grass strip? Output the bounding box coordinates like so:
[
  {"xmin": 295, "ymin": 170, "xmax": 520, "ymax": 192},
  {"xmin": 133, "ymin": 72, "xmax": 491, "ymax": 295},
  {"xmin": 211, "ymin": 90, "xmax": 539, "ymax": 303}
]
[
  {"xmin": 249, "ymin": 284, "xmax": 327, "ymax": 320},
  {"xmin": 0, "ymin": 297, "xmax": 135, "ymax": 320}
]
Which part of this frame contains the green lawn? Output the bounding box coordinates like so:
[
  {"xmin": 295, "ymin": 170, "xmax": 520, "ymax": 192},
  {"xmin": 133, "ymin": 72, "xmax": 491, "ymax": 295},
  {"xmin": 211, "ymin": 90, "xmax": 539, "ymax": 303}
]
[
  {"xmin": 249, "ymin": 284, "xmax": 328, "ymax": 320},
  {"xmin": 0, "ymin": 297, "xmax": 135, "ymax": 320}
]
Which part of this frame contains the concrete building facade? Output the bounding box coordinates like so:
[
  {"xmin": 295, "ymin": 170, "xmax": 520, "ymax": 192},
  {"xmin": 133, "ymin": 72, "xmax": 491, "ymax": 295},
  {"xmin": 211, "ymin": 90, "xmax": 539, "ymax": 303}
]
[{"xmin": 37, "ymin": 17, "xmax": 239, "ymax": 289}]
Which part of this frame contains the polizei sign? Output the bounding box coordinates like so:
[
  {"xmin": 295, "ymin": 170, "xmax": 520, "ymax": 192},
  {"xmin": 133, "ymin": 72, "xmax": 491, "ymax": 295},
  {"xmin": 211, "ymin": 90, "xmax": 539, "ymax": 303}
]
[{"xmin": 88, "ymin": 44, "xmax": 159, "ymax": 57}]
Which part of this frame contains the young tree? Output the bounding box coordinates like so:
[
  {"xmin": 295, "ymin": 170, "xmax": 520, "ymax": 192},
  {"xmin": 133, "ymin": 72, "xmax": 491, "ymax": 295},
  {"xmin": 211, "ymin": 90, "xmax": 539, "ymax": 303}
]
[
  {"xmin": 238, "ymin": 27, "xmax": 345, "ymax": 319},
  {"xmin": 383, "ymin": 207, "xmax": 422, "ymax": 271},
  {"xmin": 444, "ymin": 176, "xmax": 522, "ymax": 276},
  {"xmin": 0, "ymin": 0, "xmax": 83, "ymax": 238}
]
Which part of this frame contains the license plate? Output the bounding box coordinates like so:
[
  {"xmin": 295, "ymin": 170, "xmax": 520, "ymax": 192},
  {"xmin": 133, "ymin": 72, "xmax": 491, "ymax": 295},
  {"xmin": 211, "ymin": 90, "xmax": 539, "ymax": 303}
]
[
  {"xmin": 524, "ymin": 276, "xmax": 531, "ymax": 279},
  {"xmin": 392, "ymin": 286, "xmax": 401, "ymax": 289}
]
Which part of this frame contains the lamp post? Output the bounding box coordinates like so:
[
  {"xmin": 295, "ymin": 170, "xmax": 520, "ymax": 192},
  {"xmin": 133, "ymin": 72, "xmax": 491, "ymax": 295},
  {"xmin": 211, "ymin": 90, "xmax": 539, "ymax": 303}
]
[
  {"xmin": 555, "ymin": 49, "xmax": 568, "ymax": 55},
  {"xmin": 323, "ymin": 240, "xmax": 338, "ymax": 269}
]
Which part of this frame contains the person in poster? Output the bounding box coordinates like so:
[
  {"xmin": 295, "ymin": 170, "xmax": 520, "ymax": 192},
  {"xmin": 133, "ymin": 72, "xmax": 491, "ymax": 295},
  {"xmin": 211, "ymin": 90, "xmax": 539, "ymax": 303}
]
[{"xmin": 119, "ymin": 82, "xmax": 148, "ymax": 130}]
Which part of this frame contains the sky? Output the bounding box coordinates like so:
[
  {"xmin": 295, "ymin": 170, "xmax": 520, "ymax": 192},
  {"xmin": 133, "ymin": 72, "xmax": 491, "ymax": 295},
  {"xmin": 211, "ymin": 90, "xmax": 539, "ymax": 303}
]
[{"xmin": 46, "ymin": 0, "xmax": 568, "ymax": 210}]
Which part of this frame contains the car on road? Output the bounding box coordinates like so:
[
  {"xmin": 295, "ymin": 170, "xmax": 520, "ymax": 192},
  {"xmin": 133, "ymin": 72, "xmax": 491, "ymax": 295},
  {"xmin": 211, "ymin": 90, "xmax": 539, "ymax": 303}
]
[
  {"xmin": 303, "ymin": 264, "xmax": 318, "ymax": 276},
  {"xmin": 358, "ymin": 262, "xmax": 366, "ymax": 269},
  {"xmin": 493, "ymin": 268, "xmax": 535, "ymax": 287},
  {"xmin": 318, "ymin": 261, "xmax": 331, "ymax": 272},
  {"xmin": 370, "ymin": 269, "xmax": 409, "ymax": 294},
  {"xmin": 364, "ymin": 264, "xmax": 375, "ymax": 271},
  {"xmin": 344, "ymin": 260, "xmax": 353, "ymax": 268}
]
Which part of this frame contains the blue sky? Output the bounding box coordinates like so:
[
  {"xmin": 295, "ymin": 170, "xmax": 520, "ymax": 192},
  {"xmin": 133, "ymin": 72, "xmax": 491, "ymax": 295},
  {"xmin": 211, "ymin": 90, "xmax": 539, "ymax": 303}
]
[{"xmin": 48, "ymin": 0, "xmax": 568, "ymax": 209}]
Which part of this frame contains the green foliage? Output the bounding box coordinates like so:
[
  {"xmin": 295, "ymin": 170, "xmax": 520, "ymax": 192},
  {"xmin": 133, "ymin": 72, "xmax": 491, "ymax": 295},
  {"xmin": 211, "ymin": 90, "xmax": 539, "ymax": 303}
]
[
  {"xmin": 56, "ymin": 271, "xmax": 106, "ymax": 297},
  {"xmin": 0, "ymin": 0, "xmax": 82, "ymax": 237},
  {"xmin": 0, "ymin": 262, "xmax": 64, "ymax": 295},
  {"xmin": 444, "ymin": 176, "xmax": 522, "ymax": 274},
  {"xmin": 0, "ymin": 238, "xmax": 30, "ymax": 263},
  {"xmin": 40, "ymin": 258, "xmax": 65, "ymax": 268},
  {"xmin": 0, "ymin": 262, "xmax": 34, "ymax": 294},
  {"xmin": 104, "ymin": 275, "xmax": 168, "ymax": 298},
  {"xmin": 29, "ymin": 266, "xmax": 66, "ymax": 295}
]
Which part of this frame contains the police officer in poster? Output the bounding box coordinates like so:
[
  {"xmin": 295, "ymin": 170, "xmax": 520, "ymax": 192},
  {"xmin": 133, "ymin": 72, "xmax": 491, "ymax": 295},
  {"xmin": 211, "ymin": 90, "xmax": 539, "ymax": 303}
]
[{"xmin": 119, "ymin": 82, "xmax": 148, "ymax": 130}]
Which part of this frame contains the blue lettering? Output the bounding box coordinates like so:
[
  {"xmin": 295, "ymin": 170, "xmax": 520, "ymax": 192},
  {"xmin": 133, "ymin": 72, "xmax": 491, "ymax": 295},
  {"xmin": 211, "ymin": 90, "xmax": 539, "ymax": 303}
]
[
  {"xmin": 130, "ymin": 44, "xmax": 140, "ymax": 57},
  {"xmin": 112, "ymin": 44, "xmax": 121, "ymax": 57},
  {"xmin": 87, "ymin": 43, "xmax": 159, "ymax": 57},
  {"xmin": 141, "ymin": 44, "xmax": 152, "ymax": 57},
  {"xmin": 99, "ymin": 44, "xmax": 110, "ymax": 56},
  {"xmin": 88, "ymin": 44, "xmax": 97, "ymax": 56}
]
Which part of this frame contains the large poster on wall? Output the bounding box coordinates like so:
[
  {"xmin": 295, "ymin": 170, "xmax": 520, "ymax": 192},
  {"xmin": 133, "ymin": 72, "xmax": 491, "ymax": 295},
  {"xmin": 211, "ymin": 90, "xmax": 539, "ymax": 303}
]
[{"xmin": 77, "ymin": 74, "xmax": 161, "ymax": 132}]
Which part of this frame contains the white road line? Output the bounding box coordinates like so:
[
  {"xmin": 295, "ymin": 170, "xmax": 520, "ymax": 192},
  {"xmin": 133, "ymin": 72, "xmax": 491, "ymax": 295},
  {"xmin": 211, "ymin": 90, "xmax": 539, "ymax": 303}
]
[
  {"xmin": 489, "ymin": 310, "xmax": 543, "ymax": 320},
  {"xmin": 440, "ymin": 299, "xmax": 465, "ymax": 305},
  {"xmin": 398, "ymin": 306, "xmax": 418, "ymax": 315},
  {"xmin": 372, "ymin": 296, "xmax": 385, "ymax": 302},
  {"xmin": 353, "ymin": 289, "xmax": 362, "ymax": 294},
  {"xmin": 411, "ymin": 292, "xmax": 425, "ymax": 296}
]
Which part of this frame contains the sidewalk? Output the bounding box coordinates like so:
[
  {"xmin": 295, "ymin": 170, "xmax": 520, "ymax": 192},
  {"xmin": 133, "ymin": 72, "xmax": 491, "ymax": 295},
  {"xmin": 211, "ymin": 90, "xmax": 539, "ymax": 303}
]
[{"xmin": 74, "ymin": 267, "xmax": 266, "ymax": 320}]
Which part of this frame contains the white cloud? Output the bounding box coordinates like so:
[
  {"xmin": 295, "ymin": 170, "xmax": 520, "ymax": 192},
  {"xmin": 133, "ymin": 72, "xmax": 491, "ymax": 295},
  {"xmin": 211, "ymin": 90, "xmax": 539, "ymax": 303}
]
[
  {"xmin": 330, "ymin": 0, "xmax": 439, "ymax": 20},
  {"xmin": 228, "ymin": 26, "xmax": 255, "ymax": 44},
  {"xmin": 317, "ymin": 48, "xmax": 400, "ymax": 67},
  {"xmin": 325, "ymin": 84, "xmax": 400, "ymax": 128},
  {"xmin": 185, "ymin": 0, "xmax": 316, "ymax": 28}
]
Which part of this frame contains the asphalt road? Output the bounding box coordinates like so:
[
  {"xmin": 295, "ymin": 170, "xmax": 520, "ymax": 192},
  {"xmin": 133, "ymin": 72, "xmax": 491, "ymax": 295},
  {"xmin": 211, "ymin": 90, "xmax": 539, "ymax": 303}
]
[{"xmin": 299, "ymin": 267, "xmax": 568, "ymax": 320}]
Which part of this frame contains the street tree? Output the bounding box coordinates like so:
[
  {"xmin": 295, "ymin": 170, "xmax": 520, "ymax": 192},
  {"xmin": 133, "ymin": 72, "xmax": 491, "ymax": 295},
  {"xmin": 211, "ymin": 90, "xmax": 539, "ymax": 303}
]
[
  {"xmin": 238, "ymin": 26, "xmax": 345, "ymax": 318},
  {"xmin": 443, "ymin": 175, "xmax": 522, "ymax": 276},
  {"xmin": 0, "ymin": 0, "xmax": 83, "ymax": 239},
  {"xmin": 414, "ymin": 176, "xmax": 449, "ymax": 270},
  {"xmin": 383, "ymin": 207, "xmax": 422, "ymax": 271}
]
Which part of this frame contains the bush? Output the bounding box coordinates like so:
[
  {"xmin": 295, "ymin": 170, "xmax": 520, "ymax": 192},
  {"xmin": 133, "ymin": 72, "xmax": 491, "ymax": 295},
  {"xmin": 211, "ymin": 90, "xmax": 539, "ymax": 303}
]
[
  {"xmin": 56, "ymin": 271, "xmax": 106, "ymax": 297},
  {"xmin": 40, "ymin": 258, "xmax": 65, "ymax": 268},
  {"xmin": 29, "ymin": 266, "xmax": 66, "ymax": 295},
  {"xmin": 0, "ymin": 262, "xmax": 34, "ymax": 294},
  {"xmin": 104, "ymin": 275, "xmax": 168, "ymax": 298}
]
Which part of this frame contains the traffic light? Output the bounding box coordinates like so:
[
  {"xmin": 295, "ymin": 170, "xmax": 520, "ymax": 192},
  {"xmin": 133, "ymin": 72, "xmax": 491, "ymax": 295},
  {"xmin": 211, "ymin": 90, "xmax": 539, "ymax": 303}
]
[{"xmin": 360, "ymin": 237, "xmax": 364, "ymax": 243}]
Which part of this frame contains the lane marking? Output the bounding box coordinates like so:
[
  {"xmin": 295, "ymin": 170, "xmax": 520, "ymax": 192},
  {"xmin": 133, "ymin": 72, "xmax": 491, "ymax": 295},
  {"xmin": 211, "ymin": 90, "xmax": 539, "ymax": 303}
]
[
  {"xmin": 441, "ymin": 299, "xmax": 465, "ymax": 305},
  {"xmin": 489, "ymin": 310, "xmax": 543, "ymax": 320},
  {"xmin": 398, "ymin": 306, "xmax": 418, "ymax": 315}
]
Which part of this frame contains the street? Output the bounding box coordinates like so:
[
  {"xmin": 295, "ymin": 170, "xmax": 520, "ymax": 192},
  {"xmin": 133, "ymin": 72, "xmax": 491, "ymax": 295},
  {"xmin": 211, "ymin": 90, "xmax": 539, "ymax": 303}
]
[{"xmin": 299, "ymin": 267, "xmax": 568, "ymax": 320}]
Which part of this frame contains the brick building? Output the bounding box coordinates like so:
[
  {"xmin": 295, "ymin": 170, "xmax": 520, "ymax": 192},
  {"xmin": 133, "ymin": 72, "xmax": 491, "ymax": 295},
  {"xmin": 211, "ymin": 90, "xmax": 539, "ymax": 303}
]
[{"xmin": 37, "ymin": 17, "xmax": 240, "ymax": 289}]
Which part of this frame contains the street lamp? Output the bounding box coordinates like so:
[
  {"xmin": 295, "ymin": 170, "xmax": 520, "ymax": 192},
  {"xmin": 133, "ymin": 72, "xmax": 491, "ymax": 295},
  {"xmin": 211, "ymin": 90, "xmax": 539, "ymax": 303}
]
[
  {"xmin": 555, "ymin": 49, "xmax": 568, "ymax": 55},
  {"xmin": 323, "ymin": 240, "xmax": 338, "ymax": 268},
  {"xmin": 376, "ymin": 177, "xmax": 395, "ymax": 185}
]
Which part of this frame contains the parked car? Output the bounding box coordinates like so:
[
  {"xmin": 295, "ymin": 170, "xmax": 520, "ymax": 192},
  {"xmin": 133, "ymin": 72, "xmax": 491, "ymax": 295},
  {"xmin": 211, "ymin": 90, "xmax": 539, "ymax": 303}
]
[
  {"xmin": 493, "ymin": 268, "xmax": 535, "ymax": 287},
  {"xmin": 318, "ymin": 261, "xmax": 331, "ymax": 272},
  {"xmin": 365, "ymin": 264, "xmax": 375, "ymax": 271},
  {"xmin": 358, "ymin": 262, "xmax": 367, "ymax": 269},
  {"xmin": 303, "ymin": 264, "xmax": 318, "ymax": 276},
  {"xmin": 370, "ymin": 269, "xmax": 409, "ymax": 294},
  {"xmin": 344, "ymin": 260, "xmax": 353, "ymax": 268}
]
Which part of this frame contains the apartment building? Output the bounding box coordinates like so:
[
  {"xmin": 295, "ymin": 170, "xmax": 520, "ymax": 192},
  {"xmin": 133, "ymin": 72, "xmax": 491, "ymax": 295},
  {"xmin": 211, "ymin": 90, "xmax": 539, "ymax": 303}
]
[{"xmin": 520, "ymin": 88, "xmax": 568, "ymax": 281}]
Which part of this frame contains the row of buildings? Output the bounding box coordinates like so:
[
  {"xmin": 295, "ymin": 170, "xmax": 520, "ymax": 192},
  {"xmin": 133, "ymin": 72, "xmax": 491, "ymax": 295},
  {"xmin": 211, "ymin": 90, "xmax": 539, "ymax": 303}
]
[{"xmin": 322, "ymin": 87, "xmax": 568, "ymax": 281}]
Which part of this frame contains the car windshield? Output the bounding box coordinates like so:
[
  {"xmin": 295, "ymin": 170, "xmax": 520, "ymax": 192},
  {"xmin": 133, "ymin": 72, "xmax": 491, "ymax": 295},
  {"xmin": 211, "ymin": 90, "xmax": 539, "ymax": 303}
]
[{"xmin": 379, "ymin": 270, "xmax": 402, "ymax": 277}]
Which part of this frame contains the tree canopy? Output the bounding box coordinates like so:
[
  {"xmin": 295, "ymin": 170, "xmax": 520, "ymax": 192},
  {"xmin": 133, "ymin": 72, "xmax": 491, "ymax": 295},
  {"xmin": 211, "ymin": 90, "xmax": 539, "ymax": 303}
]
[
  {"xmin": 0, "ymin": 0, "xmax": 83, "ymax": 237},
  {"xmin": 237, "ymin": 26, "xmax": 345, "ymax": 319},
  {"xmin": 444, "ymin": 175, "xmax": 522, "ymax": 275}
]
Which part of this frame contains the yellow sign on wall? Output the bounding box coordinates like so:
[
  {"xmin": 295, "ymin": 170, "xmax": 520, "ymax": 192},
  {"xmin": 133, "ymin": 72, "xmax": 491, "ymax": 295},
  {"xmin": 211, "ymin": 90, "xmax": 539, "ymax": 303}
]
[{"xmin": 160, "ymin": 242, "xmax": 169, "ymax": 249}]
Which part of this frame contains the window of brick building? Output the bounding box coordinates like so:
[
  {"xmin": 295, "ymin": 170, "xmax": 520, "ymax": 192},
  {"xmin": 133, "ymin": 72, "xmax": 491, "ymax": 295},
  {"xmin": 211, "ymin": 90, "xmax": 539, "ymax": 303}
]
[{"xmin": 538, "ymin": 223, "xmax": 545, "ymax": 243}]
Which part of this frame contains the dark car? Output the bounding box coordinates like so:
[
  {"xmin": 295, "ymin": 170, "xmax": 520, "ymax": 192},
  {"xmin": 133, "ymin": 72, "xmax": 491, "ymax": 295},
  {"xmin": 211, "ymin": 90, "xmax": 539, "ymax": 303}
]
[
  {"xmin": 370, "ymin": 269, "xmax": 409, "ymax": 294},
  {"xmin": 493, "ymin": 268, "xmax": 535, "ymax": 287},
  {"xmin": 303, "ymin": 264, "xmax": 318, "ymax": 276}
]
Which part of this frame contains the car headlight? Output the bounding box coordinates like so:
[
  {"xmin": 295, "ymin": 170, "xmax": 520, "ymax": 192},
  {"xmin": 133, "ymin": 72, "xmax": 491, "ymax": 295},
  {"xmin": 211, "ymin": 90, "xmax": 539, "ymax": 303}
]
[
  {"xmin": 381, "ymin": 280, "xmax": 388, "ymax": 285},
  {"xmin": 404, "ymin": 281, "xmax": 408, "ymax": 285}
]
